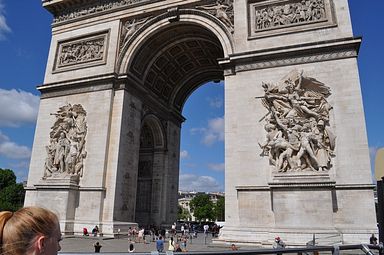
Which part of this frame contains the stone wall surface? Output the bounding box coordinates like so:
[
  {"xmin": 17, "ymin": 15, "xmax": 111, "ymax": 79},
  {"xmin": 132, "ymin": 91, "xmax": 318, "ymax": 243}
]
[{"xmin": 25, "ymin": 0, "xmax": 376, "ymax": 243}]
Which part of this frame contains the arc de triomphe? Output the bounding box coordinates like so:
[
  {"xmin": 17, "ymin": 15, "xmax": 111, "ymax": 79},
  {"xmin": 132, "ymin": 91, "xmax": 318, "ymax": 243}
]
[{"xmin": 25, "ymin": 0, "xmax": 376, "ymax": 245}]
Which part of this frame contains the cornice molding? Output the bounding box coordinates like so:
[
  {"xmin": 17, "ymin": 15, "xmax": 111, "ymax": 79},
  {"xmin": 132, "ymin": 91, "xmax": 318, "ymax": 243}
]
[{"xmin": 221, "ymin": 37, "xmax": 361, "ymax": 73}]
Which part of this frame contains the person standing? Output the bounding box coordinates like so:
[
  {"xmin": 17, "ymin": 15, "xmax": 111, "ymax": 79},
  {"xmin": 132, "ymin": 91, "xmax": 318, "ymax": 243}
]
[
  {"xmin": 138, "ymin": 228, "xmax": 145, "ymax": 243},
  {"xmin": 93, "ymin": 242, "xmax": 102, "ymax": 253},
  {"xmin": 156, "ymin": 236, "xmax": 164, "ymax": 252},
  {"xmin": 203, "ymin": 224, "xmax": 209, "ymax": 235},
  {"xmin": 181, "ymin": 236, "xmax": 187, "ymax": 251},
  {"xmin": 128, "ymin": 243, "xmax": 135, "ymax": 252},
  {"xmin": 168, "ymin": 237, "xmax": 175, "ymax": 251}
]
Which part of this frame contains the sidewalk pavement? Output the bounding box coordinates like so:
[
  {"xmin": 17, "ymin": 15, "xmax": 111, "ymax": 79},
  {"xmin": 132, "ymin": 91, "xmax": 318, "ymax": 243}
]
[{"xmin": 60, "ymin": 234, "xmax": 234, "ymax": 253}]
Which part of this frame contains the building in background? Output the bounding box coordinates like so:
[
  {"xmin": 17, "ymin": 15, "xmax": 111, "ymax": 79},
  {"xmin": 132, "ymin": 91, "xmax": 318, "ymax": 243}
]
[{"xmin": 178, "ymin": 191, "xmax": 224, "ymax": 221}]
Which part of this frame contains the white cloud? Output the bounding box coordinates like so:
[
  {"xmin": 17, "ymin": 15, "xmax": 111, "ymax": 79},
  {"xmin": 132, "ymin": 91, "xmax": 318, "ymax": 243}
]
[
  {"xmin": 190, "ymin": 117, "xmax": 224, "ymax": 146},
  {"xmin": 180, "ymin": 150, "xmax": 189, "ymax": 159},
  {"xmin": 208, "ymin": 163, "xmax": 225, "ymax": 172},
  {"xmin": 0, "ymin": 89, "xmax": 40, "ymax": 127},
  {"xmin": 0, "ymin": 1, "xmax": 11, "ymax": 40},
  {"xmin": 207, "ymin": 96, "xmax": 223, "ymax": 109},
  {"xmin": 9, "ymin": 162, "xmax": 30, "ymax": 182},
  {"xmin": 0, "ymin": 131, "xmax": 31, "ymax": 159},
  {"xmin": 179, "ymin": 174, "xmax": 223, "ymax": 192}
]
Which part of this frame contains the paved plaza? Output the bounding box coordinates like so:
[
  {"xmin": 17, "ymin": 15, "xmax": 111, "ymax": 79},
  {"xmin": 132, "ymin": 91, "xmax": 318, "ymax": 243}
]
[
  {"xmin": 60, "ymin": 234, "xmax": 233, "ymax": 253},
  {"xmin": 59, "ymin": 234, "xmax": 377, "ymax": 254}
]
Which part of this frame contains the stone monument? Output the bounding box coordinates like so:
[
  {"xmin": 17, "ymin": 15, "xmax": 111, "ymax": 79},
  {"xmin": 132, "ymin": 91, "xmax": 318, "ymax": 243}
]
[{"xmin": 25, "ymin": 0, "xmax": 376, "ymax": 244}]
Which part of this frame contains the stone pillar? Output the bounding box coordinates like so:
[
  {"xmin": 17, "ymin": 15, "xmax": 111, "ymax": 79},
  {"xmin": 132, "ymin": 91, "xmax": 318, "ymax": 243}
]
[
  {"xmin": 102, "ymin": 88, "xmax": 142, "ymax": 234},
  {"xmin": 163, "ymin": 120, "xmax": 181, "ymax": 225}
]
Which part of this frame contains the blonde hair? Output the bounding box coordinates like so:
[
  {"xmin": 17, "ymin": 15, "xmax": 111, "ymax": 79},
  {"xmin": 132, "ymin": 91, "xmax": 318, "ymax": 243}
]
[{"xmin": 0, "ymin": 207, "xmax": 59, "ymax": 255}]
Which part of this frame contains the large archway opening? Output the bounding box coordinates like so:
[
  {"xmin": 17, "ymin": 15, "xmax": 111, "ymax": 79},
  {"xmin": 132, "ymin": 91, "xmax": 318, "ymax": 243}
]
[
  {"xmin": 127, "ymin": 21, "xmax": 227, "ymax": 227},
  {"xmin": 127, "ymin": 22, "xmax": 225, "ymax": 111},
  {"xmin": 179, "ymin": 81, "xmax": 225, "ymax": 194}
]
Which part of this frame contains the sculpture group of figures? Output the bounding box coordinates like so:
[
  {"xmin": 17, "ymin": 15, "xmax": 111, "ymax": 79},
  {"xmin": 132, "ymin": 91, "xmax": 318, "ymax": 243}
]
[
  {"xmin": 255, "ymin": 0, "xmax": 326, "ymax": 31},
  {"xmin": 43, "ymin": 104, "xmax": 88, "ymax": 179},
  {"xmin": 197, "ymin": 0, "xmax": 234, "ymax": 32},
  {"xmin": 59, "ymin": 39, "xmax": 105, "ymax": 67},
  {"xmin": 258, "ymin": 70, "xmax": 335, "ymax": 173}
]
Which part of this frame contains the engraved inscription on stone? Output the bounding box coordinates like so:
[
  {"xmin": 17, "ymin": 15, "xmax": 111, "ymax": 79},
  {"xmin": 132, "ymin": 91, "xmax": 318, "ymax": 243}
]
[
  {"xmin": 249, "ymin": 0, "xmax": 336, "ymax": 38},
  {"xmin": 54, "ymin": 32, "xmax": 108, "ymax": 71},
  {"xmin": 43, "ymin": 104, "xmax": 88, "ymax": 180},
  {"xmin": 258, "ymin": 70, "xmax": 335, "ymax": 173}
]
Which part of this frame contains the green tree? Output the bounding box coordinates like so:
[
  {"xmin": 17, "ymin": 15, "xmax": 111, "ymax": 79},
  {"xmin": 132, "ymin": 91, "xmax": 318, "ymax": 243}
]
[
  {"xmin": 214, "ymin": 196, "xmax": 225, "ymax": 221},
  {"xmin": 177, "ymin": 205, "xmax": 191, "ymax": 221},
  {"xmin": 190, "ymin": 194, "xmax": 214, "ymax": 221},
  {"xmin": 0, "ymin": 168, "xmax": 16, "ymax": 189},
  {"xmin": 0, "ymin": 168, "xmax": 25, "ymax": 211}
]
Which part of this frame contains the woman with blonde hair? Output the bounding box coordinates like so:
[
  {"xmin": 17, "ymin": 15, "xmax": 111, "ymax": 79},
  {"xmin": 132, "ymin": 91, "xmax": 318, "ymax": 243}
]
[{"xmin": 0, "ymin": 206, "xmax": 62, "ymax": 255}]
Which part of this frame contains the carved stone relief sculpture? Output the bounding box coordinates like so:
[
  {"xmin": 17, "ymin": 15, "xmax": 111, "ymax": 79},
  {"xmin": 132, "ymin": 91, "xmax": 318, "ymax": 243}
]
[
  {"xmin": 120, "ymin": 17, "xmax": 149, "ymax": 51},
  {"xmin": 255, "ymin": 0, "xmax": 326, "ymax": 31},
  {"xmin": 257, "ymin": 70, "xmax": 335, "ymax": 173},
  {"xmin": 54, "ymin": 32, "xmax": 108, "ymax": 72},
  {"xmin": 249, "ymin": 0, "xmax": 336, "ymax": 39},
  {"xmin": 196, "ymin": 0, "xmax": 234, "ymax": 33},
  {"xmin": 43, "ymin": 104, "xmax": 88, "ymax": 179}
]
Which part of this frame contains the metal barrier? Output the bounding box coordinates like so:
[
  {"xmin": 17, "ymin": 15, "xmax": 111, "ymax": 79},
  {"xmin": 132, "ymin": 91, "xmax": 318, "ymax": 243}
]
[{"xmin": 59, "ymin": 244, "xmax": 382, "ymax": 255}]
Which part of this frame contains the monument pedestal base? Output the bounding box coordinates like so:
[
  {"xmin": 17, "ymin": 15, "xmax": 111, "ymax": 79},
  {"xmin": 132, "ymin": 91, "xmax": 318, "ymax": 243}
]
[
  {"xmin": 217, "ymin": 225, "xmax": 376, "ymax": 246},
  {"xmin": 61, "ymin": 220, "xmax": 137, "ymax": 237},
  {"xmin": 228, "ymin": 173, "xmax": 377, "ymax": 246}
]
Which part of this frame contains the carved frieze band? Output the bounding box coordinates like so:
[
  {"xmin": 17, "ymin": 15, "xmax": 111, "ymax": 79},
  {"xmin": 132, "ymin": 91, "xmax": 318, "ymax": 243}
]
[
  {"xmin": 235, "ymin": 49, "xmax": 356, "ymax": 72},
  {"xmin": 54, "ymin": 31, "xmax": 109, "ymax": 72},
  {"xmin": 52, "ymin": 0, "xmax": 164, "ymax": 24},
  {"xmin": 248, "ymin": 0, "xmax": 336, "ymax": 39}
]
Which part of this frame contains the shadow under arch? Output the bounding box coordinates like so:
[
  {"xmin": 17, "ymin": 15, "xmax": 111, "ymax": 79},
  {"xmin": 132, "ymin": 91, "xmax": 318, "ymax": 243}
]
[
  {"xmin": 136, "ymin": 114, "xmax": 167, "ymax": 226},
  {"xmin": 118, "ymin": 10, "xmax": 233, "ymax": 112},
  {"xmin": 118, "ymin": 9, "xmax": 234, "ymax": 74},
  {"xmin": 140, "ymin": 114, "xmax": 167, "ymax": 150}
]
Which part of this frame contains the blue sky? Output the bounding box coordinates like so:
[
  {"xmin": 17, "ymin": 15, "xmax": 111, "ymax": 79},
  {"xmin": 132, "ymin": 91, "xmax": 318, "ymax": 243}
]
[{"xmin": 0, "ymin": 1, "xmax": 382, "ymax": 191}]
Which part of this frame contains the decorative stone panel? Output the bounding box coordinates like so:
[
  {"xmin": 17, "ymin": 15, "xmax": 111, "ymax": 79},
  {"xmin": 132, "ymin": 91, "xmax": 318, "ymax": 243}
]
[
  {"xmin": 51, "ymin": 0, "xmax": 164, "ymax": 24},
  {"xmin": 248, "ymin": 0, "xmax": 336, "ymax": 39},
  {"xmin": 53, "ymin": 31, "xmax": 109, "ymax": 73}
]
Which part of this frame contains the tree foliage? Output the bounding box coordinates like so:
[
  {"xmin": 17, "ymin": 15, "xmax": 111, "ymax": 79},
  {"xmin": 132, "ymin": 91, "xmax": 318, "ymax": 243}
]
[
  {"xmin": 0, "ymin": 168, "xmax": 16, "ymax": 189},
  {"xmin": 0, "ymin": 168, "xmax": 25, "ymax": 211},
  {"xmin": 214, "ymin": 196, "xmax": 225, "ymax": 221},
  {"xmin": 177, "ymin": 205, "xmax": 191, "ymax": 221},
  {"xmin": 190, "ymin": 194, "xmax": 214, "ymax": 221}
]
